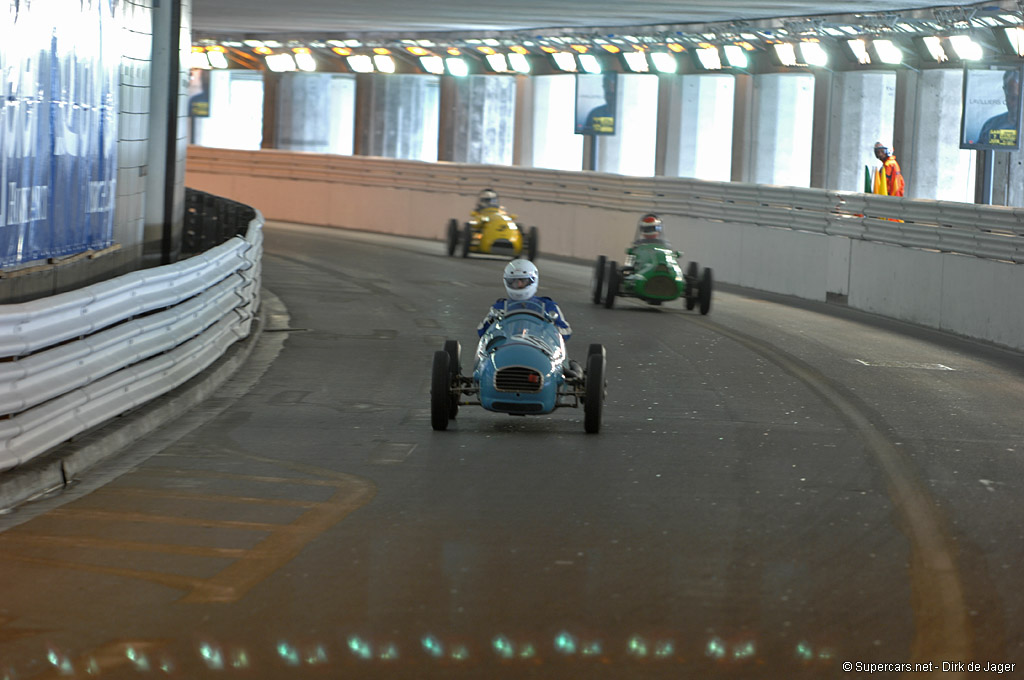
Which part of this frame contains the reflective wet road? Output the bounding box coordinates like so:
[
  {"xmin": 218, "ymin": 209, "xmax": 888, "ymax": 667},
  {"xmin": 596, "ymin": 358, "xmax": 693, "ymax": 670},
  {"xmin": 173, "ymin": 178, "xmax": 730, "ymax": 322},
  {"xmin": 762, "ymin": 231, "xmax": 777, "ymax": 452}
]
[{"xmin": 2, "ymin": 222, "xmax": 1023, "ymax": 679}]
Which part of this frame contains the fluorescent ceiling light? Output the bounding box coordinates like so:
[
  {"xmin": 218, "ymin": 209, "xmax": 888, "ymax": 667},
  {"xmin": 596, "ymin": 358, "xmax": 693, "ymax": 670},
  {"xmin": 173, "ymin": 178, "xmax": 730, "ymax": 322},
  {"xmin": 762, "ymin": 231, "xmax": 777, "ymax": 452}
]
[
  {"xmin": 723, "ymin": 44, "xmax": 747, "ymax": 68},
  {"xmin": 292, "ymin": 48, "xmax": 316, "ymax": 72},
  {"xmin": 1006, "ymin": 27, "xmax": 1024, "ymax": 56},
  {"xmin": 552, "ymin": 52, "xmax": 577, "ymax": 71},
  {"xmin": 799, "ymin": 41, "xmax": 828, "ymax": 67},
  {"xmin": 373, "ymin": 54, "xmax": 395, "ymax": 73},
  {"xmin": 696, "ymin": 46, "xmax": 722, "ymax": 70},
  {"xmin": 623, "ymin": 51, "xmax": 649, "ymax": 72},
  {"xmin": 508, "ymin": 53, "xmax": 530, "ymax": 73},
  {"xmin": 578, "ymin": 54, "xmax": 601, "ymax": 73},
  {"xmin": 446, "ymin": 57, "xmax": 469, "ymax": 76},
  {"xmin": 420, "ymin": 56, "xmax": 444, "ymax": 74},
  {"xmin": 207, "ymin": 50, "xmax": 229, "ymax": 69},
  {"xmin": 847, "ymin": 38, "xmax": 871, "ymax": 64},
  {"xmin": 190, "ymin": 50, "xmax": 211, "ymax": 69},
  {"xmin": 265, "ymin": 53, "xmax": 296, "ymax": 72},
  {"xmin": 922, "ymin": 36, "xmax": 947, "ymax": 62},
  {"xmin": 485, "ymin": 53, "xmax": 509, "ymax": 72},
  {"xmin": 949, "ymin": 35, "xmax": 983, "ymax": 60},
  {"xmin": 650, "ymin": 52, "xmax": 677, "ymax": 73},
  {"xmin": 774, "ymin": 43, "xmax": 798, "ymax": 66},
  {"xmin": 346, "ymin": 55, "xmax": 374, "ymax": 73},
  {"xmin": 873, "ymin": 39, "xmax": 903, "ymax": 64}
]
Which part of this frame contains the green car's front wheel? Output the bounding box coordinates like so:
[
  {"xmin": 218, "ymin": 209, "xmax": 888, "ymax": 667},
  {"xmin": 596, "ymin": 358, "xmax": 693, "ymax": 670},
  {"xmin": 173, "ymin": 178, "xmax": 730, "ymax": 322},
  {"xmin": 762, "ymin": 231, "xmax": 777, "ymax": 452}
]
[{"xmin": 685, "ymin": 261, "xmax": 698, "ymax": 310}]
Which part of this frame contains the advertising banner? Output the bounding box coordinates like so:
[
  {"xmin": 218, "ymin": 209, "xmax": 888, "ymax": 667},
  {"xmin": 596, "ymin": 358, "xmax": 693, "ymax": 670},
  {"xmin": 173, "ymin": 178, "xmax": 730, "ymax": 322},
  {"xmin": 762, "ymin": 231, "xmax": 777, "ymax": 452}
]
[
  {"xmin": 575, "ymin": 73, "xmax": 617, "ymax": 136},
  {"xmin": 0, "ymin": 0, "xmax": 118, "ymax": 269},
  {"xmin": 960, "ymin": 64, "xmax": 1023, "ymax": 151}
]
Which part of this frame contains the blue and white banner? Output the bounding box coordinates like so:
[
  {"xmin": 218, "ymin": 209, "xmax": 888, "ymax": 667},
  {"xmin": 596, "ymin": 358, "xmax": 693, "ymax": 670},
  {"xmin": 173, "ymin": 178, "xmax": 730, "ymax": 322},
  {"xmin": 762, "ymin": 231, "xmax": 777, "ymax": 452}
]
[{"xmin": 0, "ymin": 0, "xmax": 118, "ymax": 268}]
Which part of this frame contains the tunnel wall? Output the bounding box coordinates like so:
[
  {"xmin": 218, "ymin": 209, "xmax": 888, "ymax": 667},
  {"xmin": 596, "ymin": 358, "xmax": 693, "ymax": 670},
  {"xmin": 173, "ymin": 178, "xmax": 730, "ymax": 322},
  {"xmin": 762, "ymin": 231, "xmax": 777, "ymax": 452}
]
[{"xmin": 186, "ymin": 146, "xmax": 1024, "ymax": 353}]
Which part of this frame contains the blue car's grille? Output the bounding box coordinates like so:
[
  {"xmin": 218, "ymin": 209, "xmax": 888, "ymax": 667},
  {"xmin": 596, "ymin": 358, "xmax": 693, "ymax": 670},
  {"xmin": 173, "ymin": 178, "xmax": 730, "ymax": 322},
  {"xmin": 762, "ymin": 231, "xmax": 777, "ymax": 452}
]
[
  {"xmin": 491, "ymin": 401, "xmax": 545, "ymax": 413},
  {"xmin": 495, "ymin": 366, "xmax": 543, "ymax": 393}
]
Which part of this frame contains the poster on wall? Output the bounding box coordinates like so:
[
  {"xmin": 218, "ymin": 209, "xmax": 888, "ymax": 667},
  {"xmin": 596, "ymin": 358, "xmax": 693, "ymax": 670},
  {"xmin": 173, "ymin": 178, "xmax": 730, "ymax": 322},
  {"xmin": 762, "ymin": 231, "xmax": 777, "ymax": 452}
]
[
  {"xmin": 960, "ymin": 64, "xmax": 1023, "ymax": 151},
  {"xmin": 575, "ymin": 72, "xmax": 617, "ymax": 135},
  {"xmin": 189, "ymin": 68, "xmax": 211, "ymax": 117}
]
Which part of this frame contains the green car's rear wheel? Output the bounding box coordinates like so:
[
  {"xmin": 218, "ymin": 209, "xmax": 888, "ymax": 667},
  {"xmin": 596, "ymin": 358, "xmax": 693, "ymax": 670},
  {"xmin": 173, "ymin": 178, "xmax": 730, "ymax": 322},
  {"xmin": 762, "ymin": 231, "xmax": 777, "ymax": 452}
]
[
  {"xmin": 699, "ymin": 267, "xmax": 713, "ymax": 315},
  {"xmin": 591, "ymin": 256, "xmax": 606, "ymax": 304},
  {"xmin": 603, "ymin": 261, "xmax": 618, "ymax": 309}
]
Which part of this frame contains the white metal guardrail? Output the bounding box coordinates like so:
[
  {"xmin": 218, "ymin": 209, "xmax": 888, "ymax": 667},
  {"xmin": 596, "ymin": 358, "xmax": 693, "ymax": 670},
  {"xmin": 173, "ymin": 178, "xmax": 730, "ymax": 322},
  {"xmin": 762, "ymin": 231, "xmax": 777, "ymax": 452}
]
[
  {"xmin": 0, "ymin": 212, "xmax": 263, "ymax": 472},
  {"xmin": 189, "ymin": 149, "xmax": 1024, "ymax": 264}
]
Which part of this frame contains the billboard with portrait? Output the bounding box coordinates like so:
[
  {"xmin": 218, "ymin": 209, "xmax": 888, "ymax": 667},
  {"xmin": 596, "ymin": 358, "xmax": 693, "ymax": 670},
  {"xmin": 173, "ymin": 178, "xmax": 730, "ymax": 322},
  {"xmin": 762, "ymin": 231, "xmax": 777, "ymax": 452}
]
[
  {"xmin": 960, "ymin": 64, "xmax": 1023, "ymax": 151},
  {"xmin": 575, "ymin": 73, "xmax": 617, "ymax": 135}
]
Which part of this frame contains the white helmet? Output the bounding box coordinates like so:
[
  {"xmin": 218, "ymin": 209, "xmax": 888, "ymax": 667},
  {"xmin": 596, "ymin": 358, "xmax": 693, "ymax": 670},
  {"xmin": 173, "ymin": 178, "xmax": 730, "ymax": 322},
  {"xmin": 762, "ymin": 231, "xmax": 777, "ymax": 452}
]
[
  {"xmin": 503, "ymin": 259, "xmax": 538, "ymax": 301},
  {"xmin": 478, "ymin": 188, "xmax": 499, "ymax": 209},
  {"xmin": 637, "ymin": 213, "xmax": 662, "ymax": 240}
]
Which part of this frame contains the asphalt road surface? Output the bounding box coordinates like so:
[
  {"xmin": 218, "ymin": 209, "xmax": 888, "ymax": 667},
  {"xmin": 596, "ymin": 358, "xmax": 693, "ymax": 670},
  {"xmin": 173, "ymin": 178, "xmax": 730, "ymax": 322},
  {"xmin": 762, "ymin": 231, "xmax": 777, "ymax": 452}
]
[{"xmin": 1, "ymin": 221, "xmax": 1023, "ymax": 679}]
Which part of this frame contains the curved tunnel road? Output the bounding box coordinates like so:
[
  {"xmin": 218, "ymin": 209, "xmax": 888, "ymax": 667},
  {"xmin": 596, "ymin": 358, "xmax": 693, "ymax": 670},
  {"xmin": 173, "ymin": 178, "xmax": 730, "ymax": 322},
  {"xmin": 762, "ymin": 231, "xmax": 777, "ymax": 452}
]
[{"xmin": 1, "ymin": 222, "xmax": 1023, "ymax": 678}]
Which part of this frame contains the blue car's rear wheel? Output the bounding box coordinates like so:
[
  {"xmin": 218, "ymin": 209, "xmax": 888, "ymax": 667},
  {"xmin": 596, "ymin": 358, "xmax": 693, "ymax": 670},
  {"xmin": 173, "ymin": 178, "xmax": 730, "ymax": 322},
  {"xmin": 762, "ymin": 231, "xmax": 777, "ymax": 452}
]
[
  {"xmin": 431, "ymin": 350, "xmax": 451, "ymax": 431},
  {"xmin": 584, "ymin": 347, "xmax": 606, "ymax": 434}
]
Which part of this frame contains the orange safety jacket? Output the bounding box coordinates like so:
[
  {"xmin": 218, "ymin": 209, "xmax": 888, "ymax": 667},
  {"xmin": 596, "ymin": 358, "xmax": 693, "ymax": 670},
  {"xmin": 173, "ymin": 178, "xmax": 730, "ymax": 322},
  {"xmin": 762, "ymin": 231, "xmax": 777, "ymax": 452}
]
[{"xmin": 873, "ymin": 157, "xmax": 905, "ymax": 197}]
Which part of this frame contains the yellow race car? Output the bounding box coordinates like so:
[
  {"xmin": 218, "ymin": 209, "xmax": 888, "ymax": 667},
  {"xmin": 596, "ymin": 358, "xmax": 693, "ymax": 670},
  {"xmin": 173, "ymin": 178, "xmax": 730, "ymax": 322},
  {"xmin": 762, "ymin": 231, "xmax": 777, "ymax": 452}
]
[{"xmin": 446, "ymin": 189, "xmax": 539, "ymax": 260}]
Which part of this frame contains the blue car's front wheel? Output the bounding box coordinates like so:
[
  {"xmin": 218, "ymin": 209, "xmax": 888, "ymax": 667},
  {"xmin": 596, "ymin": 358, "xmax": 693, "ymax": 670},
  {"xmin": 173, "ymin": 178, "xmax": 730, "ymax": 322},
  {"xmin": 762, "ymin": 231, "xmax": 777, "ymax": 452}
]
[
  {"xmin": 431, "ymin": 350, "xmax": 451, "ymax": 431},
  {"xmin": 584, "ymin": 347, "xmax": 606, "ymax": 434}
]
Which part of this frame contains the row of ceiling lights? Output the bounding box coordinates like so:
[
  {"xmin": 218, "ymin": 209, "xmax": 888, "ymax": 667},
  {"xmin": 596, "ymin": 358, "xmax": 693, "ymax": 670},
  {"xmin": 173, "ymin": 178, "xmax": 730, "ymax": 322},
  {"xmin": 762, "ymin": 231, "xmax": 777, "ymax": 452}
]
[{"xmin": 191, "ymin": 11, "xmax": 1024, "ymax": 75}]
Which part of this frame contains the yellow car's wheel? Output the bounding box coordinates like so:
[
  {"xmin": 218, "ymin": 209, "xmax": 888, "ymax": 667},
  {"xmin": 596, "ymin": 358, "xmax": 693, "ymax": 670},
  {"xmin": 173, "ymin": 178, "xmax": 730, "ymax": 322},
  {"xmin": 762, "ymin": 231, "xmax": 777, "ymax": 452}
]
[{"xmin": 461, "ymin": 223, "xmax": 472, "ymax": 258}]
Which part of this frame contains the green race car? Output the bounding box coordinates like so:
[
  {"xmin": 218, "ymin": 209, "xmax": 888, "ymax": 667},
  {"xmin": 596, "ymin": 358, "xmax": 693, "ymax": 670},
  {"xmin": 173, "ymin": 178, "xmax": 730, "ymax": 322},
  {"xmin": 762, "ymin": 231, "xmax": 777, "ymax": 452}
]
[{"xmin": 592, "ymin": 214, "xmax": 712, "ymax": 314}]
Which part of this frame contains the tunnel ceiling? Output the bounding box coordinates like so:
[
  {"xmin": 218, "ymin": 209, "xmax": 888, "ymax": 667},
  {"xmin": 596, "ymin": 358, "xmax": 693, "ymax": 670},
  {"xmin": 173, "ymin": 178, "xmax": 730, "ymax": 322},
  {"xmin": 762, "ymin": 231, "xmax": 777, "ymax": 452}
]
[{"xmin": 191, "ymin": 0, "xmax": 1000, "ymax": 38}]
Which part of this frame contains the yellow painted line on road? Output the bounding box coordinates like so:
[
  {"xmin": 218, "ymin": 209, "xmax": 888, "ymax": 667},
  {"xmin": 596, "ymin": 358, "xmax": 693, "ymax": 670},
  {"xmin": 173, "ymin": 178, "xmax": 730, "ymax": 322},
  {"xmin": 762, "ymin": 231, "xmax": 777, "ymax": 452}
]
[
  {"xmin": 0, "ymin": 533, "xmax": 248, "ymax": 558},
  {"xmin": 685, "ymin": 315, "xmax": 972, "ymax": 670},
  {"xmin": 125, "ymin": 466, "xmax": 350, "ymax": 487},
  {"xmin": 0, "ymin": 553, "xmax": 207, "ymax": 592},
  {"xmin": 2, "ymin": 455, "xmax": 376, "ymax": 606},
  {"xmin": 45, "ymin": 508, "xmax": 290, "ymax": 533},
  {"xmin": 99, "ymin": 486, "xmax": 321, "ymax": 508},
  {"xmin": 181, "ymin": 475, "xmax": 375, "ymax": 603}
]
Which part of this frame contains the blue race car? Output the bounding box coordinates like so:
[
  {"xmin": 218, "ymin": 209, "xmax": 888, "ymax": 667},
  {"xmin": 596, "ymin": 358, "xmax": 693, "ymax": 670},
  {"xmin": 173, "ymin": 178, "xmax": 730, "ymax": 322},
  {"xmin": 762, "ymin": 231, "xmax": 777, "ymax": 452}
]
[{"xmin": 430, "ymin": 298, "xmax": 607, "ymax": 433}]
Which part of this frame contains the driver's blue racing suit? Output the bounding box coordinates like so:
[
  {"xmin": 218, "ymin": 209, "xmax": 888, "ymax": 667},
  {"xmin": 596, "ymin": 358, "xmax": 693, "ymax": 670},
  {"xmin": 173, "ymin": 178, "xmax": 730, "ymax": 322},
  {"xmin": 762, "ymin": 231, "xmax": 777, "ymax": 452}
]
[{"xmin": 477, "ymin": 297, "xmax": 572, "ymax": 339}]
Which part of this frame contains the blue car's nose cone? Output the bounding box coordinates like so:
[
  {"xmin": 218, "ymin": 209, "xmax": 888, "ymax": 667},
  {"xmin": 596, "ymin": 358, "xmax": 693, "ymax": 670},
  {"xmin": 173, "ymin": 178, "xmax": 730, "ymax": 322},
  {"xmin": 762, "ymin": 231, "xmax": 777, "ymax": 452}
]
[{"xmin": 478, "ymin": 343, "xmax": 560, "ymax": 414}]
